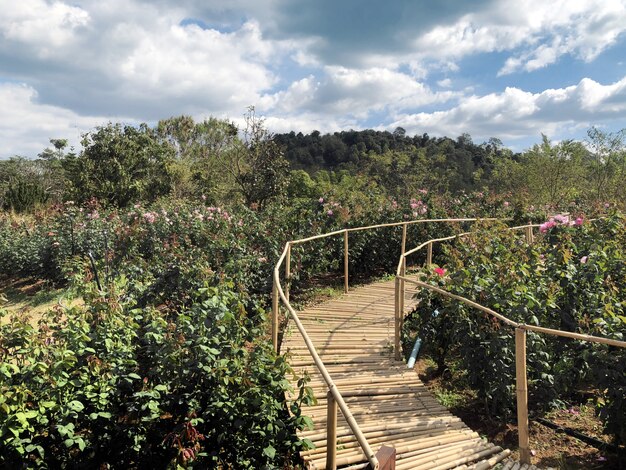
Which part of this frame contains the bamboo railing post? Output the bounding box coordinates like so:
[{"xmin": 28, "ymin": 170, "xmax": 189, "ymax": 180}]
[
  {"xmin": 400, "ymin": 224, "xmax": 407, "ymax": 317},
  {"xmin": 515, "ymin": 327, "xmax": 531, "ymax": 465},
  {"xmin": 399, "ymin": 262, "xmax": 406, "ymax": 326},
  {"xmin": 326, "ymin": 390, "xmax": 338, "ymax": 470},
  {"xmin": 272, "ymin": 280, "xmax": 279, "ymax": 352},
  {"xmin": 426, "ymin": 241, "xmax": 433, "ymax": 266},
  {"xmin": 394, "ymin": 277, "xmax": 401, "ymax": 361},
  {"xmin": 285, "ymin": 243, "xmax": 291, "ymax": 302},
  {"xmin": 525, "ymin": 225, "xmax": 533, "ymax": 244},
  {"xmin": 344, "ymin": 230, "xmax": 349, "ymax": 294}
]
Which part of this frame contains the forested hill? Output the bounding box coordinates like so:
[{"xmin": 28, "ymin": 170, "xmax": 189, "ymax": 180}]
[{"xmin": 274, "ymin": 129, "xmax": 515, "ymax": 193}]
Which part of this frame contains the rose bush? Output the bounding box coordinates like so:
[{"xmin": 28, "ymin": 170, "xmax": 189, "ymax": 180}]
[{"xmin": 405, "ymin": 213, "xmax": 626, "ymax": 444}]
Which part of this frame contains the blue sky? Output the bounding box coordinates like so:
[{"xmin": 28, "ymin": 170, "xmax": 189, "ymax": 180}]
[{"xmin": 1, "ymin": 0, "xmax": 626, "ymax": 158}]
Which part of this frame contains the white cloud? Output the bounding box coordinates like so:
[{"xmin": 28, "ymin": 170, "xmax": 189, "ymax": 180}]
[
  {"xmin": 264, "ymin": 66, "xmax": 458, "ymax": 120},
  {"xmin": 407, "ymin": 0, "xmax": 626, "ymax": 76},
  {"xmin": 0, "ymin": 0, "xmax": 625, "ymax": 157},
  {"xmin": 0, "ymin": 1, "xmax": 299, "ymax": 119},
  {"xmin": 0, "ymin": 0, "xmax": 90, "ymax": 53},
  {"xmin": 390, "ymin": 76, "xmax": 626, "ymax": 141},
  {"xmin": 0, "ymin": 83, "xmax": 117, "ymax": 157}
]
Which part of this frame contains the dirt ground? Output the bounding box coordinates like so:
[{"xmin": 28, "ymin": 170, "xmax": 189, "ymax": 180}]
[
  {"xmin": 0, "ymin": 276, "xmax": 81, "ymax": 326},
  {"xmin": 415, "ymin": 358, "xmax": 624, "ymax": 470}
]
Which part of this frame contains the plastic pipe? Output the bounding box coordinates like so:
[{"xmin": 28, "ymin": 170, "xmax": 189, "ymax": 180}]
[{"xmin": 407, "ymin": 337, "xmax": 422, "ymax": 369}]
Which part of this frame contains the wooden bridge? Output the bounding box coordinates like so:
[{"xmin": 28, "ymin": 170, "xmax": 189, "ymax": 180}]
[
  {"xmin": 282, "ymin": 278, "xmax": 513, "ymax": 469},
  {"xmin": 272, "ymin": 219, "xmax": 625, "ymax": 470}
]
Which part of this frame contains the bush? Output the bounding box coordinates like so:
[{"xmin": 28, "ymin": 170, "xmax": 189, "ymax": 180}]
[
  {"xmin": 406, "ymin": 215, "xmax": 626, "ymax": 443},
  {"xmin": 0, "ymin": 279, "xmax": 314, "ymax": 468}
]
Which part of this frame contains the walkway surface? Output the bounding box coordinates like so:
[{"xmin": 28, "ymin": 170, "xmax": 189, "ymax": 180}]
[{"xmin": 281, "ymin": 278, "xmax": 532, "ymax": 470}]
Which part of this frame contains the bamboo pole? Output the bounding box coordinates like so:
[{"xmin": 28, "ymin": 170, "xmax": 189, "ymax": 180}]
[
  {"xmin": 426, "ymin": 241, "xmax": 433, "ymax": 267},
  {"xmin": 273, "ymin": 271, "xmax": 379, "ymax": 469},
  {"xmin": 394, "ymin": 277, "xmax": 401, "ymax": 361},
  {"xmin": 522, "ymin": 324, "xmax": 626, "ymax": 348},
  {"xmin": 515, "ymin": 328, "xmax": 530, "ymax": 465},
  {"xmin": 403, "ymin": 278, "xmax": 626, "ymax": 348},
  {"xmin": 327, "ymin": 390, "xmax": 338, "ymax": 470},
  {"xmin": 399, "ymin": 261, "xmax": 406, "ymax": 332},
  {"xmin": 272, "ymin": 280, "xmax": 279, "ymax": 352},
  {"xmin": 285, "ymin": 242, "xmax": 291, "ymax": 302},
  {"xmin": 344, "ymin": 230, "xmax": 349, "ymax": 294},
  {"xmin": 404, "ymin": 279, "xmax": 520, "ymax": 328}
]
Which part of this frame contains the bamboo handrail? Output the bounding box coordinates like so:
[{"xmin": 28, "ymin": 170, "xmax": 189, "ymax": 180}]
[
  {"xmin": 395, "ymin": 222, "xmax": 626, "ymax": 464},
  {"xmin": 273, "ymin": 217, "xmax": 503, "ymax": 468},
  {"xmin": 273, "ymin": 267, "xmax": 380, "ymax": 469}
]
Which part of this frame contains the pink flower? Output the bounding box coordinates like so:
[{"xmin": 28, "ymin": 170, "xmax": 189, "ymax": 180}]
[
  {"xmin": 574, "ymin": 217, "xmax": 584, "ymax": 226},
  {"xmin": 553, "ymin": 214, "xmax": 570, "ymax": 225},
  {"xmin": 580, "ymin": 256, "xmax": 588, "ymax": 264},
  {"xmin": 418, "ymin": 189, "xmax": 428, "ymax": 194},
  {"xmin": 503, "ymin": 201, "xmax": 510, "ymax": 207},
  {"xmin": 604, "ymin": 203, "xmax": 610, "ymax": 208},
  {"xmin": 201, "ymin": 194, "xmax": 206, "ymax": 201},
  {"xmin": 143, "ymin": 212, "xmax": 156, "ymax": 224},
  {"xmin": 539, "ymin": 220, "xmax": 556, "ymax": 233},
  {"xmin": 327, "ymin": 210, "xmax": 333, "ymax": 216},
  {"xmin": 319, "ymin": 197, "xmax": 324, "ymax": 203},
  {"xmin": 434, "ymin": 267, "xmax": 447, "ymax": 276}
]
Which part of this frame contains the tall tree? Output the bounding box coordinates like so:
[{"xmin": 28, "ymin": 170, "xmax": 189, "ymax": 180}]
[
  {"xmin": 218, "ymin": 107, "xmax": 290, "ymax": 209},
  {"xmin": 64, "ymin": 123, "xmax": 174, "ymax": 207}
]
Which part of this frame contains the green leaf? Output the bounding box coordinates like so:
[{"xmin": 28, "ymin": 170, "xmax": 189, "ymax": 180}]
[
  {"xmin": 67, "ymin": 400, "xmax": 84, "ymax": 412},
  {"xmin": 262, "ymin": 445, "xmax": 276, "ymax": 459}
]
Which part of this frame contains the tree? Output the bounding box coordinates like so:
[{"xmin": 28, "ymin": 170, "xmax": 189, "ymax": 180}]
[
  {"xmin": 64, "ymin": 123, "xmax": 174, "ymax": 207},
  {"xmin": 586, "ymin": 127, "xmax": 626, "ymax": 202},
  {"xmin": 492, "ymin": 135, "xmax": 586, "ymax": 207},
  {"xmin": 155, "ymin": 115, "xmax": 238, "ymax": 200},
  {"xmin": 218, "ymin": 107, "xmax": 290, "ymax": 209},
  {"xmin": 0, "ymin": 156, "xmax": 58, "ymax": 212}
]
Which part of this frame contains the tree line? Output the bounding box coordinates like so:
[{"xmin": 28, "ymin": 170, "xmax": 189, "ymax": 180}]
[{"xmin": 1, "ymin": 110, "xmax": 624, "ymax": 213}]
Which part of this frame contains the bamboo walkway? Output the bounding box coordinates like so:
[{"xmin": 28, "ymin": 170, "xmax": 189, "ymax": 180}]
[{"xmin": 281, "ymin": 278, "xmax": 521, "ymax": 470}]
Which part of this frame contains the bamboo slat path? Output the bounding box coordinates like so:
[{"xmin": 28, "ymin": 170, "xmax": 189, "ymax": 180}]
[{"xmin": 281, "ymin": 278, "xmax": 512, "ymax": 469}]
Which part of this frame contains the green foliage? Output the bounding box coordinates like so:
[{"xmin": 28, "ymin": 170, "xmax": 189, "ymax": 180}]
[
  {"xmin": 155, "ymin": 115, "xmax": 239, "ymax": 201},
  {"xmin": 3, "ymin": 177, "xmax": 48, "ymax": 212},
  {"xmin": 406, "ymin": 215, "xmax": 626, "ymax": 443},
  {"xmin": 64, "ymin": 123, "xmax": 175, "ymax": 208},
  {"xmin": 0, "ymin": 279, "xmax": 313, "ymax": 468},
  {"xmin": 224, "ymin": 107, "xmax": 290, "ymax": 209}
]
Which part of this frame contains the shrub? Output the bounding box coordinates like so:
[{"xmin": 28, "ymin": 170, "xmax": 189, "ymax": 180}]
[{"xmin": 406, "ymin": 215, "xmax": 626, "ymax": 443}]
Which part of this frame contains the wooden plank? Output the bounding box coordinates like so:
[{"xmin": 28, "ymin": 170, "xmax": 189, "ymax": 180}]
[{"xmin": 282, "ymin": 276, "xmax": 511, "ymax": 470}]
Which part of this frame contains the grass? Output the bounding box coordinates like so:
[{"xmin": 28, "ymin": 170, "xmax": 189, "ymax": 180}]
[{"xmin": 0, "ymin": 277, "xmax": 81, "ymax": 326}]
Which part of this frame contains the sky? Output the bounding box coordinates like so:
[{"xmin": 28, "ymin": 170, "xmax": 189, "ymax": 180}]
[{"xmin": 1, "ymin": 0, "xmax": 626, "ymax": 158}]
